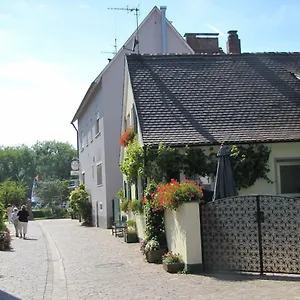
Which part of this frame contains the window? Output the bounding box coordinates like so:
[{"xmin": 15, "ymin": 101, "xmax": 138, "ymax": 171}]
[
  {"xmin": 82, "ymin": 172, "xmax": 85, "ymax": 185},
  {"xmin": 277, "ymin": 160, "xmax": 300, "ymax": 196},
  {"xmin": 92, "ymin": 164, "xmax": 94, "ymax": 179},
  {"xmin": 90, "ymin": 128, "xmax": 93, "ymax": 143},
  {"xmin": 97, "ymin": 163, "xmax": 103, "ymax": 186},
  {"xmin": 95, "ymin": 111, "xmax": 100, "ymax": 136},
  {"xmin": 80, "ymin": 131, "xmax": 84, "ymax": 151}
]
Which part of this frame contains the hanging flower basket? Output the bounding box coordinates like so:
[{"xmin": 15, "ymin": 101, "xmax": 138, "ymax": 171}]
[{"xmin": 119, "ymin": 127, "xmax": 135, "ymax": 147}]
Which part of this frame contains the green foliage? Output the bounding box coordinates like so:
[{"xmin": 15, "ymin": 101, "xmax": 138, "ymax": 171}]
[
  {"xmin": 32, "ymin": 141, "xmax": 77, "ymax": 180},
  {"xmin": 0, "ymin": 141, "xmax": 76, "ymax": 197},
  {"xmin": 0, "ymin": 181, "xmax": 27, "ymax": 207},
  {"xmin": 126, "ymin": 219, "xmax": 136, "ymax": 227},
  {"xmin": 0, "ymin": 145, "xmax": 36, "ymax": 196},
  {"xmin": 230, "ymin": 144, "xmax": 271, "ymax": 189},
  {"xmin": 183, "ymin": 146, "xmax": 217, "ymax": 177},
  {"xmin": 69, "ymin": 184, "xmax": 92, "ymax": 225},
  {"xmin": 116, "ymin": 188, "xmax": 125, "ymax": 199},
  {"xmin": 120, "ymin": 138, "xmax": 144, "ymax": 182},
  {"xmin": 130, "ymin": 199, "xmax": 144, "ymax": 214},
  {"xmin": 120, "ymin": 198, "xmax": 130, "ymax": 213},
  {"xmin": 162, "ymin": 251, "xmax": 183, "ymax": 264},
  {"xmin": 144, "ymin": 181, "xmax": 167, "ymax": 247},
  {"xmin": 145, "ymin": 143, "xmax": 183, "ymax": 182},
  {"xmin": 36, "ymin": 179, "xmax": 70, "ymax": 211},
  {"xmin": 32, "ymin": 207, "xmax": 69, "ymax": 219},
  {"xmin": 0, "ymin": 201, "xmax": 6, "ymax": 231}
]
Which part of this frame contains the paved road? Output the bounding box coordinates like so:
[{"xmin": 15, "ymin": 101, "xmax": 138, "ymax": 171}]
[{"xmin": 1, "ymin": 219, "xmax": 300, "ymax": 300}]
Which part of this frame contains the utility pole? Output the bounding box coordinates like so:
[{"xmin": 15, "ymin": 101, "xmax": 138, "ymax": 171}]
[{"xmin": 108, "ymin": 6, "xmax": 140, "ymax": 53}]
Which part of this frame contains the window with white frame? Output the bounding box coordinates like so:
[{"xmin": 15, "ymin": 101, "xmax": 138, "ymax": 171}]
[
  {"xmin": 95, "ymin": 111, "xmax": 100, "ymax": 136},
  {"xmin": 96, "ymin": 163, "xmax": 103, "ymax": 186},
  {"xmin": 277, "ymin": 160, "xmax": 300, "ymax": 196},
  {"xmin": 80, "ymin": 131, "xmax": 84, "ymax": 151}
]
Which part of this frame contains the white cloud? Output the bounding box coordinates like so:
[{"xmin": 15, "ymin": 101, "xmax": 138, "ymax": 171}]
[{"xmin": 0, "ymin": 60, "xmax": 88, "ymax": 147}]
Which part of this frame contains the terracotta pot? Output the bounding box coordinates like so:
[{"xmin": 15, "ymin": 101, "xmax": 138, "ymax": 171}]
[
  {"xmin": 146, "ymin": 248, "xmax": 166, "ymax": 263},
  {"xmin": 163, "ymin": 262, "xmax": 185, "ymax": 273}
]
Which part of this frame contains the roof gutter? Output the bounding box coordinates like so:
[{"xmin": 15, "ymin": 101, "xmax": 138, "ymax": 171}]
[{"xmin": 71, "ymin": 122, "xmax": 79, "ymax": 159}]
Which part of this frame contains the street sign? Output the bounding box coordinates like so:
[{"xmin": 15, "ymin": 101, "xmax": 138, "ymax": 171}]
[{"xmin": 70, "ymin": 170, "xmax": 79, "ymax": 176}]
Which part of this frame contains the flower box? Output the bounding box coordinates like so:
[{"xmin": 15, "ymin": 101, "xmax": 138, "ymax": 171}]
[
  {"xmin": 146, "ymin": 248, "xmax": 166, "ymax": 263},
  {"xmin": 124, "ymin": 232, "xmax": 138, "ymax": 243},
  {"xmin": 163, "ymin": 262, "xmax": 185, "ymax": 273}
]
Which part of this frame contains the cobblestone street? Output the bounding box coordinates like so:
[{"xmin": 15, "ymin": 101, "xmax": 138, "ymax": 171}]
[{"xmin": 1, "ymin": 219, "xmax": 300, "ymax": 300}]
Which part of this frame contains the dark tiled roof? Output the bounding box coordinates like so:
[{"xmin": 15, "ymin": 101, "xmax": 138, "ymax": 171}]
[{"xmin": 126, "ymin": 52, "xmax": 300, "ymax": 146}]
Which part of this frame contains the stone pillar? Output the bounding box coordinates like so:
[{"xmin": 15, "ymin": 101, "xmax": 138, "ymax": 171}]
[{"xmin": 26, "ymin": 199, "xmax": 34, "ymax": 220}]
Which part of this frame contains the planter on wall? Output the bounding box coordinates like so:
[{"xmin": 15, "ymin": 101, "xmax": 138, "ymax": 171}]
[
  {"xmin": 145, "ymin": 248, "xmax": 166, "ymax": 264},
  {"xmin": 163, "ymin": 262, "xmax": 185, "ymax": 273},
  {"xmin": 124, "ymin": 233, "xmax": 138, "ymax": 243}
]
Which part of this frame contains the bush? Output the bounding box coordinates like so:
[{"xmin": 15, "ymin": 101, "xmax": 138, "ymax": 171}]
[
  {"xmin": 120, "ymin": 198, "xmax": 130, "ymax": 213},
  {"xmin": 0, "ymin": 202, "xmax": 6, "ymax": 232},
  {"xmin": 130, "ymin": 199, "xmax": 143, "ymax": 214},
  {"xmin": 32, "ymin": 207, "xmax": 69, "ymax": 219},
  {"xmin": 32, "ymin": 209, "xmax": 45, "ymax": 218}
]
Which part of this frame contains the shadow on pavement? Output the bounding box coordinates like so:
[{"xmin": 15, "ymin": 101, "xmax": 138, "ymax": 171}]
[
  {"xmin": 24, "ymin": 238, "xmax": 38, "ymax": 241},
  {"xmin": 199, "ymin": 272, "xmax": 300, "ymax": 282},
  {"xmin": 0, "ymin": 289, "xmax": 21, "ymax": 300}
]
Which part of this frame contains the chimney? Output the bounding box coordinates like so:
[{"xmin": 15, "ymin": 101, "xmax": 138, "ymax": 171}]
[
  {"xmin": 226, "ymin": 30, "xmax": 241, "ymax": 54},
  {"xmin": 184, "ymin": 33, "xmax": 224, "ymax": 54},
  {"xmin": 160, "ymin": 6, "xmax": 167, "ymax": 53}
]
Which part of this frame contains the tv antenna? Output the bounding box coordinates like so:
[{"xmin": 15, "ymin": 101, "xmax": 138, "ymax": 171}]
[
  {"xmin": 108, "ymin": 6, "xmax": 140, "ymax": 53},
  {"xmin": 101, "ymin": 38, "xmax": 118, "ymax": 56}
]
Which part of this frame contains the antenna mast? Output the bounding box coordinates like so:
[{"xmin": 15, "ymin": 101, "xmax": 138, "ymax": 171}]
[
  {"xmin": 101, "ymin": 39, "xmax": 118, "ymax": 56},
  {"xmin": 108, "ymin": 6, "xmax": 140, "ymax": 53}
]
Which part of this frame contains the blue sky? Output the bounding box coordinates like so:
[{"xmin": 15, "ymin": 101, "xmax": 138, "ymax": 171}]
[{"xmin": 0, "ymin": 0, "xmax": 299, "ymax": 147}]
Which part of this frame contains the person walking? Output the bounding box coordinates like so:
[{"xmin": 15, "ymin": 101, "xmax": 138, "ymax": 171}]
[
  {"xmin": 6, "ymin": 204, "xmax": 13, "ymax": 223},
  {"xmin": 17, "ymin": 205, "xmax": 29, "ymax": 239},
  {"xmin": 11, "ymin": 207, "xmax": 19, "ymax": 237}
]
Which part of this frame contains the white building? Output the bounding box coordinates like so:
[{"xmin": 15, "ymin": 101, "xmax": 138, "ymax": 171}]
[{"xmin": 71, "ymin": 6, "xmax": 194, "ymax": 228}]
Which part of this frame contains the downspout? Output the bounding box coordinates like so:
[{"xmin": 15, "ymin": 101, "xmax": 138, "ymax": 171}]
[
  {"xmin": 71, "ymin": 122, "xmax": 79, "ymax": 159},
  {"xmin": 160, "ymin": 6, "xmax": 167, "ymax": 53}
]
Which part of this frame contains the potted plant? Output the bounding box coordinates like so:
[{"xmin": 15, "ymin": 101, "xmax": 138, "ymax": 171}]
[
  {"xmin": 162, "ymin": 251, "xmax": 185, "ymax": 273},
  {"xmin": 124, "ymin": 220, "xmax": 138, "ymax": 243},
  {"xmin": 144, "ymin": 239, "xmax": 166, "ymax": 263}
]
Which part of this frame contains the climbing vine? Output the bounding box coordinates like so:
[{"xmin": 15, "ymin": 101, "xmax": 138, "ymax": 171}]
[
  {"xmin": 120, "ymin": 139, "xmax": 271, "ymax": 190},
  {"xmin": 120, "ymin": 138, "xmax": 144, "ymax": 182},
  {"xmin": 229, "ymin": 144, "xmax": 271, "ymax": 189}
]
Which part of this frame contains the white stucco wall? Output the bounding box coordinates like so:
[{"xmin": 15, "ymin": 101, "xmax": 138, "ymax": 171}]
[
  {"xmin": 164, "ymin": 202, "xmax": 202, "ymax": 266},
  {"xmin": 240, "ymin": 142, "xmax": 300, "ymax": 196}
]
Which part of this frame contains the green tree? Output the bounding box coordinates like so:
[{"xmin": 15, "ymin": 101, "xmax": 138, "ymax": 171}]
[
  {"xmin": 0, "ymin": 181, "xmax": 27, "ymax": 207},
  {"xmin": 32, "ymin": 141, "xmax": 76, "ymax": 180},
  {"xmin": 35, "ymin": 180, "xmax": 70, "ymax": 212},
  {"xmin": 69, "ymin": 184, "xmax": 91, "ymax": 225},
  {"xmin": 0, "ymin": 146, "xmax": 37, "ymax": 196}
]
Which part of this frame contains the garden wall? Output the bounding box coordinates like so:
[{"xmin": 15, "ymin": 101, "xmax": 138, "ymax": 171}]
[{"xmin": 164, "ymin": 202, "xmax": 203, "ymax": 273}]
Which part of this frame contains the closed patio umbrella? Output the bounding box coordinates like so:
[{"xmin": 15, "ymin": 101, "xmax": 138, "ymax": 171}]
[{"xmin": 213, "ymin": 144, "xmax": 237, "ymax": 200}]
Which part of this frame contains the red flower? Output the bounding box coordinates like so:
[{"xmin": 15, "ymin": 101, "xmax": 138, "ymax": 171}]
[{"xmin": 119, "ymin": 127, "xmax": 135, "ymax": 147}]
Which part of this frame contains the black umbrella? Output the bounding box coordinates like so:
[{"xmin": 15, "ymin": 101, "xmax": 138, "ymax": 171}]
[{"xmin": 213, "ymin": 144, "xmax": 237, "ymax": 200}]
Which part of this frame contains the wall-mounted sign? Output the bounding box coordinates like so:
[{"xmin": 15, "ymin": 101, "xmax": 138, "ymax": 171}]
[
  {"xmin": 71, "ymin": 160, "xmax": 79, "ymax": 171},
  {"xmin": 70, "ymin": 170, "xmax": 80, "ymax": 176}
]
